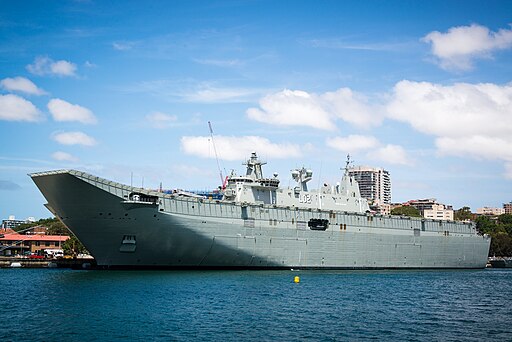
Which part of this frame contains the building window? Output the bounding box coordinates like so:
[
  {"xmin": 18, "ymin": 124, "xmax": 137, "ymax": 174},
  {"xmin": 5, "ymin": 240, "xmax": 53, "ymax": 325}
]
[
  {"xmin": 35, "ymin": 241, "xmax": 40, "ymax": 246},
  {"xmin": 45, "ymin": 241, "xmax": 50, "ymax": 246}
]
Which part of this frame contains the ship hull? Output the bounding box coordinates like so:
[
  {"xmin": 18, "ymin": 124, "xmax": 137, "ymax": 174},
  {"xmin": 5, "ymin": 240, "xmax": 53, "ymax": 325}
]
[{"xmin": 31, "ymin": 170, "xmax": 491, "ymax": 269}]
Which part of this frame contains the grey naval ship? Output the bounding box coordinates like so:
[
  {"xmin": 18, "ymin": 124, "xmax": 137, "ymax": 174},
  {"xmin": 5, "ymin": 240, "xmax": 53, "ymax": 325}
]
[{"xmin": 30, "ymin": 152, "xmax": 490, "ymax": 269}]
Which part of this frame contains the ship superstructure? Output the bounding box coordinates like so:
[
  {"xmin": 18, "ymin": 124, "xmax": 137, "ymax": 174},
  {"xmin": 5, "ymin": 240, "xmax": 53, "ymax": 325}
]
[{"xmin": 30, "ymin": 152, "xmax": 490, "ymax": 269}]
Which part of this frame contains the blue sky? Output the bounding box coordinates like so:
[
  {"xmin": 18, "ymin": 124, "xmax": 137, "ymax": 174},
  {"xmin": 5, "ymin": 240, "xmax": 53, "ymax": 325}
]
[{"xmin": 1, "ymin": 0, "xmax": 512, "ymax": 220}]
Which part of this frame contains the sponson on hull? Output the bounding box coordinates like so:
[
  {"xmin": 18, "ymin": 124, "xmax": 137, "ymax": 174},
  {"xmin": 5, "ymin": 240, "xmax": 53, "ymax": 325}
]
[{"xmin": 30, "ymin": 152, "xmax": 490, "ymax": 269}]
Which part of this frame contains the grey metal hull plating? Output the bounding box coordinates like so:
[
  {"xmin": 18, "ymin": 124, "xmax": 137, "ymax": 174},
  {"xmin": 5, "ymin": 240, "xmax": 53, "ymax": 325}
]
[{"xmin": 31, "ymin": 170, "xmax": 491, "ymax": 269}]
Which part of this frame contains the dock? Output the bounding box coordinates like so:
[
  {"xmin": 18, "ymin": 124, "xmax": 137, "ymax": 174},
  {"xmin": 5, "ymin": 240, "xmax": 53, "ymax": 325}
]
[{"xmin": 0, "ymin": 257, "xmax": 97, "ymax": 269}]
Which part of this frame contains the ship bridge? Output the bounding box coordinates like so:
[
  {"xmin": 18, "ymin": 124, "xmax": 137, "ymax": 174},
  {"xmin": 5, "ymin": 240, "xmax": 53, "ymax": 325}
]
[{"xmin": 223, "ymin": 152, "xmax": 280, "ymax": 203}]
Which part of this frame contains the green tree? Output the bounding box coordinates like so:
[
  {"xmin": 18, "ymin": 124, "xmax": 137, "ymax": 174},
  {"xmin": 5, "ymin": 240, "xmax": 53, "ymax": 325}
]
[
  {"xmin": 46, "ymin": 219, "xmax": 69, "ymax": 235},
  {"xmin": 62, "ymin": 235, "xmax": 88, "ymax": 257},
  {"xmin": 489, "ymin": 230, "xmax": 512, "ymax": 257},
  {"xmin": 454, "ymin": 206, "xmax": 472, "ymax": 221},
  {"xmin": 14, "ymin": 217, "xmax": 69, "ymax": 235},
  {"xmin": 14, "ymin": 221, "xmax": 38, "ymax": 232},
  {"xmin": 497, "ymin": 214, "xmax": 512, "ymax": 235},
  {"xmin": 475, "ymin": 215, "xmax": 497, "ymax": 235},
  {"xmin": 497, "ymin": 214, "xmax": 512, "ymax": 225},
  {"xmin": 475, "ymin": 215, "xmax": 512, "ymax": 257},
  {"xmin": 390, "ymin": 206, "xmax": 421, "ymax": 218}
]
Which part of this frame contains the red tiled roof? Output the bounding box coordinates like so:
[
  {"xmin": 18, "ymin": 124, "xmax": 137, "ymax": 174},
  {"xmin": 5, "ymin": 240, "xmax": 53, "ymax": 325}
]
[
  {"xmin": 0, "ymin": 228, "xmax": 16, "ymax": 234},
  {"xmin": 0, "ymin": 234, "xmax": 69, "ymax": 242}
]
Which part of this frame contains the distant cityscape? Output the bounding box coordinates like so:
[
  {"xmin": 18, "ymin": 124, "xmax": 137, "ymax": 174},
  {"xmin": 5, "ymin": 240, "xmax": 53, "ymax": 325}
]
[{"xmin": 347, "ymin": 166, "xmax": 511, "ymax": 220}]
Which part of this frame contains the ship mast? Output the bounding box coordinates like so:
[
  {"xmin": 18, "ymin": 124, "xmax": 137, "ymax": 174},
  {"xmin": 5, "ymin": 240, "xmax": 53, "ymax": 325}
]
[
  {"xmin": 343, "ymin": 154, "xmax": 352, "ymax": 175},
  {"xmin": 208, "ymin": 121, "xmax": 224, "ymax": 186}
]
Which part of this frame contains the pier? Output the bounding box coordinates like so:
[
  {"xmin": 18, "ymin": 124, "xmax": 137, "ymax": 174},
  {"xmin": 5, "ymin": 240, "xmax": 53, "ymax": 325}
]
[{"xmin": 0, "ymin": 257, "xmax": 96, "ymax": 269}]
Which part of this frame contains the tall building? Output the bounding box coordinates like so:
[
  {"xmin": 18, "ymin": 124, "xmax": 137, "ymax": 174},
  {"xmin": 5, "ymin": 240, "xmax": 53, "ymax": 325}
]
[
  {"xmin": 348, "ymin": 166, "xmax": 391, "ymax": 205},
  {"xmin": 504, "ymin": 202, "xmax": 512, "ymax": 215}
]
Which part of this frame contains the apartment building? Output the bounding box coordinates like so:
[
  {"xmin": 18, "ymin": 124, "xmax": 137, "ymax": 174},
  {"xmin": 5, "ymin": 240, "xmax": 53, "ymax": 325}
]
[
  {"xmin": 348, "ymin": 166, "xmax": 391, "ymax": 205},
  {"xmin": 476, "ymin": 207, "xmax": 505, "ymax": 216},
  {"xmin": 1, "ymin": 215, "xmax": 36, "ymax": 229},
  {"xmin": 406, "ymin": 199, "xmax": 454, "ymax": 221},
  {"xmin": 503, "ymin": 202, "xmax": 512, "ymax": 215},
  {"xmin": 423, "ymin": 203, "xmax": 454, "ymax": 221}
]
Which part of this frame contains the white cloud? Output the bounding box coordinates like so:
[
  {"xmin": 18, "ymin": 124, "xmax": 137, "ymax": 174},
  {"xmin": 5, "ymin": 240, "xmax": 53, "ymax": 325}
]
[
  {"xmin": 323, "ymin": 88, "xmax": 380, "ymax": 127},
  {"xmin": 367, "ymin": 144, "xmax": 412, "ymax": 166},
  {"xmin": 193, "ymin": 59, "xmax": 242, "ymax": 67},
  {"xmin": 52, "ymin": 131, "xmax": 97, "ymax": 146},
  {"xmin": 422, "ymin": 24, "xmax": 512, "ymax": 71},
  {"xmin": 0, "ymin": 77, "xmax": 47, "ymax": 95},
  {"xmin": 183, "ymin": 86, "xmax": 258, "ymax": 103},
  {"xmin": 113, "ymin": 41, "xmax": 136, "ymax": 51},
  {"xmin": 436, "ymin": 136, "xmax": 512, "ymax": 161},
  {"xmin": 180, "ymin": 135, "xmax": 301, "ymax": 161},
  {"xmin": 326, "ymin": 135, "xmax": 411, "ymax": 166},
  {"xmin": 0, "ymin": 94, "xmax": 42, "ymax": 122},
  {"xmin": 26, "ymin": 56, "xmax": 77, "ymax": 77},
  {"xmin": 247, "ymin": 88, "xmax": 379, "ymax": 131},
  {"xmin": 326, "ymin": 135, "xmax": 379, "ymax": 153},
  {"xmin": 47, "ymin": 98, "xmax": 97, "ymax": 124},
  {"xmin": 52, "ymin": 151, "xmax": 79, "ymax": 162},
  {"xmin": 247, "ymin": 89, "xmax": 335, "ymax": 130},
  {"xmin": 387, "ymin": 80, "xmax": 512, "ymax": 164},
  {"xmin": 146, "ymin": 111, "xmax": 177, "ymax": 129},
  {"xmin": 50, "ymin": 60, "xmax": 77, "ymax": 76},
  {"xmin": 84, "ymin": 61, "xmax": 97, "ymax": 68},
  {"xmin": 119, "ymin": 79, "xmax": 263, "ymax": 104}
]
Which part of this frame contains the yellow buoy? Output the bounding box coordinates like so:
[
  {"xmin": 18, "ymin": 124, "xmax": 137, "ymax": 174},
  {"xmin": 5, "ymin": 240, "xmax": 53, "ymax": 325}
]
[{"xmin": 294, "ymin": 276, "xmax": 300, "ymax": 283}]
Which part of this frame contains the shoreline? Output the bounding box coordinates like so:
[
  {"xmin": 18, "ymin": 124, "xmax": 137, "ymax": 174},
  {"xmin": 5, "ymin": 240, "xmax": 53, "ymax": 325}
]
[{"xmin": 0, "ymin": 257, "xmax": 96, "ymax": 269}]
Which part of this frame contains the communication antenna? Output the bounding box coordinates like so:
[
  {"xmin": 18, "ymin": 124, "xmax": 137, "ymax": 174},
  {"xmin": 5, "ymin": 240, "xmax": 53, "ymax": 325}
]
[
  {"xmin": 208, "ymin": 121, "xmax": 224, "ymax": 185},
  {"xmin": 344, "ymin": 154, "xmax": 353, "ymax": 175},
  {"xmin": 316, "ymin": 161, "xmax": 323, "ymax": 190}
]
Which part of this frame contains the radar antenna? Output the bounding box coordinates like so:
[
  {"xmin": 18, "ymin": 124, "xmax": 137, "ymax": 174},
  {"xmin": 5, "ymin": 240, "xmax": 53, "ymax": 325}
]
[
  {"xmin": 343, "ymin": 154, "xmax": 353, "ymax": 175},
  {"xmin": 208, "ymin": 121, "xmax": 224, "ymax": 186}
]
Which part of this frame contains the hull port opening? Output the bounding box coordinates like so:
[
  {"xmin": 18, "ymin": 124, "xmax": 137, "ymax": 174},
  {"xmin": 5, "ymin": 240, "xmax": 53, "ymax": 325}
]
[
  {"xmin": 129, "ymin": 192, "xmax": 158, "ymax": 204},
  {"xmin": 308, "ymin": 219, "xmax": 328, "ymax": 231},
  {"xmin": 120, "ymin": 235, "xmax": 137, "ymax": 253}
]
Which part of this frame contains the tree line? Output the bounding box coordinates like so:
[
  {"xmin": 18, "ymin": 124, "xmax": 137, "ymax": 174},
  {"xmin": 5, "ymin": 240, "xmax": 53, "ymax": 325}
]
[
  {"xmin": 474, "ymin": 214, "xmax": 512, "ymax": 257},
  {"xmin": 454, "ymin": 206, "xmax": 512, "ymax": 257}
]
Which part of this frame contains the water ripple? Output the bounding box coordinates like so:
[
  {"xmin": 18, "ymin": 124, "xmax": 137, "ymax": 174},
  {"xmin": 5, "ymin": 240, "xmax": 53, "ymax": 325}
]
[{"xmin": 0, "ymin": 269, "xmax": 511, "ymax": 341}]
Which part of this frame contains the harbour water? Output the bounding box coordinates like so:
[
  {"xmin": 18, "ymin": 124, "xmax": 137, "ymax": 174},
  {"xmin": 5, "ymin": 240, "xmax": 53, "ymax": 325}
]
[{"xmin": 1, "ymin": 269, "xmax": 511, "ymax": 341}]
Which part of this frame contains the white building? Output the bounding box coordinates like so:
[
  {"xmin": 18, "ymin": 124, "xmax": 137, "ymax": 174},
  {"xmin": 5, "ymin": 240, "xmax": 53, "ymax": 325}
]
[
  {"xmin": 406, "ymin": 199, "xmax": 454, "ymax": 221},
  {"xmin": 476, "ymin": 207, "xmax": 505, "ymax": 216},
  {"xmin": 1, "ymin": 215, "xmax": 35, "ymax": 229},
  {"xmin": 348, "ymin": 166, "xmax": 391, "ymax": 205},
  {"xmin": 423, "ymin": 203, "xmax": 454, "ymax": 221}
]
